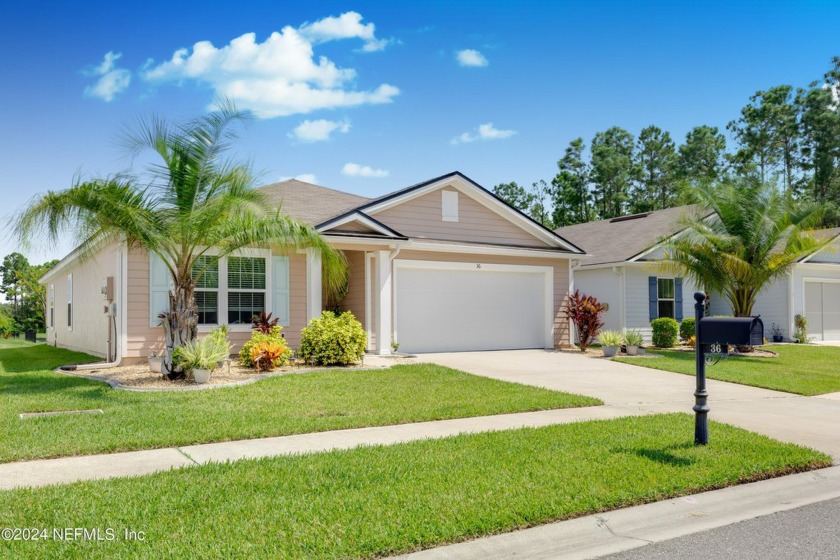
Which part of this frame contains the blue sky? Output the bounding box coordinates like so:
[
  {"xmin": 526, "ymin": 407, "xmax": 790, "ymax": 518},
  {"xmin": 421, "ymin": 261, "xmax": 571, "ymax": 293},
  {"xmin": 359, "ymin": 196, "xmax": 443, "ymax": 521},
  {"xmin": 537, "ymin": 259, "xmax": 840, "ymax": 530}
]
[{"xmin": 2, "ymin": 0, "xmax": 839, "ymax": 264}]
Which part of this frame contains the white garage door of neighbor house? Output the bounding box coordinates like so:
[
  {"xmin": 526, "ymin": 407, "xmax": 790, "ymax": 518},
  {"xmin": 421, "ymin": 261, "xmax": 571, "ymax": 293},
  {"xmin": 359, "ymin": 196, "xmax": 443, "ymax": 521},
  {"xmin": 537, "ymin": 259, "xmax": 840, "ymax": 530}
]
[
  {"xmin": 805, "ymin": 281, "xmax": 840, "ymax": 341},
  {"xmin": 394, "ymin": 261, "xmax": 551, "ymax": 353}
]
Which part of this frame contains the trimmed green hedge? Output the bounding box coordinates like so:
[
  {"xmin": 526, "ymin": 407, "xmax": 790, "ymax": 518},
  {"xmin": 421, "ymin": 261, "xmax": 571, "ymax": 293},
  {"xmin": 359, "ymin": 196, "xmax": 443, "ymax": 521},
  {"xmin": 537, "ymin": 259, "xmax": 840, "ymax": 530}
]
[{"xmin": 651, "ymin": 317, "xmax": 679, "ymax": 348}]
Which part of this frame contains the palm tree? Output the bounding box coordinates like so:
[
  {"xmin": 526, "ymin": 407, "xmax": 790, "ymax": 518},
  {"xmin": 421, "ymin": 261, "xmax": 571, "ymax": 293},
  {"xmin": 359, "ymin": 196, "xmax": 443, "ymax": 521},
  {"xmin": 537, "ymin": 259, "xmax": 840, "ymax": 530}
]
[
  {"xmin": 16, "ymin": 103, "xmax": 346, "ymax": 378},
  {"xmin": 662, "ymin": 178, "xmax": 826, "ymax": 318}
]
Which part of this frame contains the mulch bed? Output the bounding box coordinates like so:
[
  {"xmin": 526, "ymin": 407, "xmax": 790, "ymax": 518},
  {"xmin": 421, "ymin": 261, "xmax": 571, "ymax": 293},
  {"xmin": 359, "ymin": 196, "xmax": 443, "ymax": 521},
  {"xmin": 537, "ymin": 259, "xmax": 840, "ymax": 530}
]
[{"xmin": 59, "ymin": 355, "xmax": 418, "ymax": 390}]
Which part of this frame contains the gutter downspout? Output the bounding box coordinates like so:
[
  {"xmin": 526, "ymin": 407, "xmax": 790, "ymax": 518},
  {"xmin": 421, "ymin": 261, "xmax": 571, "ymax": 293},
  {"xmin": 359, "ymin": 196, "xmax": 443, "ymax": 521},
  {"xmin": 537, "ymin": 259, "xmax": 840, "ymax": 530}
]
[{"xmin": 612, "ymin": 266, "xmax": 626, "ymax": 332}]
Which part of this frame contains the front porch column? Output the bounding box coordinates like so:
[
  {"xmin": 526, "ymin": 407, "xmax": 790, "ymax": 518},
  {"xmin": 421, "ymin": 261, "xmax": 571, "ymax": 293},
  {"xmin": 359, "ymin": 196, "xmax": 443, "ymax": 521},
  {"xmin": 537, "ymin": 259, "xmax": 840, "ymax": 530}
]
[
  {"xmin": 306, "ymin": 248, "xmax": 322, "ymax": 322},
  {"xmin": 375, "ymin": 250, "xmax": 392, "ymax": 355}
]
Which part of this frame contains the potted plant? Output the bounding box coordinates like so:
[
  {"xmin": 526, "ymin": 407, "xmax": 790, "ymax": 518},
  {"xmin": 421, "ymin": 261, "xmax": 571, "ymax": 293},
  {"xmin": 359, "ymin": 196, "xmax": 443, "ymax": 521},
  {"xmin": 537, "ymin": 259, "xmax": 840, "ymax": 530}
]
[
  {"xmin": 148, "ymin": 352, "xmax": 163, "ymax": 373},
  {"xmin": 599, "ymin": 330, "xmax": 623, "ymax": 358},
  {"xmin": 624, "ymin": 330, "xmax": 644, "ymax": 356},
  {"xmin": 173, "ymin": 334, "xmax": 233, "ymax": 384},
  {"xmin": 769, "ymin": 323, "xmax": 784, "ymax": 343}
]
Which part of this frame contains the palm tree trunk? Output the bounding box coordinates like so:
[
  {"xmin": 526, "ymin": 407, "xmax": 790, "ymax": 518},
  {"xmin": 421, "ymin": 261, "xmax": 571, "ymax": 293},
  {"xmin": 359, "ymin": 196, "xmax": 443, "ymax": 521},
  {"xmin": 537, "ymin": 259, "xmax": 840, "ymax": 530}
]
[{"xmin": 160, "ymin": 281, "xmax": 198, "ymax": 380}]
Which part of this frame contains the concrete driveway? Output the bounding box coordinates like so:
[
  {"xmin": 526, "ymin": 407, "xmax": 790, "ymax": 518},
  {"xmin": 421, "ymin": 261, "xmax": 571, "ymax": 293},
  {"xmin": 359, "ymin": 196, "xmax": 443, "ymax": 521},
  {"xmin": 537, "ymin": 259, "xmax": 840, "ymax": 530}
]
[{"xmin": 421, "ymin": 349, "xmax": 840, "ymax": 461}]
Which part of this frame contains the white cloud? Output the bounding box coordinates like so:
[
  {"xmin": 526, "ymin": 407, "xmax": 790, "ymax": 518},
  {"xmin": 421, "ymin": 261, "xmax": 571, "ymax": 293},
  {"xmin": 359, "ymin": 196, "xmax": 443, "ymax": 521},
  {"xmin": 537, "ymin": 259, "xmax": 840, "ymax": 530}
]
[
  {"xmin": 456, "ymin": 49, "xmax": 488, "ymax": 67},
  {"xmin": 451, "ymin": 123, "xmax": 517, "ymax": 145},
  {"xmin": 141, "ymin": 13, "xmax": 398, "ymax": 118},
  {"xmin": 84, "ymin": 51, "xmax": 131, "ymax": 101},
  {"xmin": 289, "ymin": 119, "xmax": 350, "ymax": 142},
  {"xmin": 279, "ymin": 173, "xmax": 318, "ymax": 184},
  {"xmin": 299, "ymin": 11, "xmax": 391, "ymax": 52},
  {"xmin": 342, "ymin": 162, "xmax": 389, "ymax": 178}
]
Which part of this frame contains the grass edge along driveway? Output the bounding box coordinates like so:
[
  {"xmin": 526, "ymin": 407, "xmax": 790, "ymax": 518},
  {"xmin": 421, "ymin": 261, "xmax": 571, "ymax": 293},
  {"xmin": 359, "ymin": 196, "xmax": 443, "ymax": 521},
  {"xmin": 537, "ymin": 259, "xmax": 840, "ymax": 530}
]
[
  {"xmin": 0, "ymin": 413, "xmax": 830, "ymax": 559},
  {"xmin": 615, "ymin": 344, "xmax": 840, "ymax": 396},
  {"xmin": 0, "ymin": 343, "xmax": 600, "ymax": 463}
]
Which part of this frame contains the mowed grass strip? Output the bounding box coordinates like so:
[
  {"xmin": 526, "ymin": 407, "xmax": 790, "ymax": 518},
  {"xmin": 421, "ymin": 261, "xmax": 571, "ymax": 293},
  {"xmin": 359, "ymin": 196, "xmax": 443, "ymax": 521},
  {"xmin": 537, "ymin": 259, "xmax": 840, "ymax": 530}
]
[
  {"xmin": 615, "ymin": 345, "xmax": 840, "ymax": 396},
  {"xmin": 0, "ymin": 344, "xmax": 599, "ymax": 463},
  {"xmin": 0, "ymin": 413, "xmax": 829, "ymax": 559}
]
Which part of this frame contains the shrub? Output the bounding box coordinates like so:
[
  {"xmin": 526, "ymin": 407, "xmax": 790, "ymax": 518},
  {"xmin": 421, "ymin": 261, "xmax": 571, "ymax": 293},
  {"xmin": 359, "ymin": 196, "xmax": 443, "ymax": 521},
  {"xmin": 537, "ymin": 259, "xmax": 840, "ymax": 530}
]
[
  {"xmin": 651, "ymin": 317, "xmax": 679, "ymax": 348},
  {"xmin": 249, "ymin": 340, "xmax": 289, "ymax": 372},
  {"xmin": 0, "ymin": 312, "xmax": 13, "ymax": 336},
  {"xmin": 793, "ymin": 314, "xmax": 810, "ymax": 343},
  {"xmin": 679, "ymin": 318, "xmax": 696, "ymax": 341},
  {"xmin": 685, "ymin": 335, "xmax": 696, "ymax": 349},
  {"xmin": 173, "ymin": 333, "xmax": 232, "ymax": 372},
  {"xmin": 239, "ymin": 325, "xmax": 292, "ymax": 369},
  {"xmin": 251, "ymin": 311, "xmax": 279, "ymax": 334},
  {"xmin": 564, "ymin": 290, "xmax": 607, "ymax": 352},
  {"xmin": 599, "ymin": 330, "xmax": 624, "ymax": 347},
  {"xmin": 624, "ymin": 329, "xmax": 644, "ymax": 347},
  {"xmin": 299, "ymin": 311, "xmax": 366, "ymax": 366}
]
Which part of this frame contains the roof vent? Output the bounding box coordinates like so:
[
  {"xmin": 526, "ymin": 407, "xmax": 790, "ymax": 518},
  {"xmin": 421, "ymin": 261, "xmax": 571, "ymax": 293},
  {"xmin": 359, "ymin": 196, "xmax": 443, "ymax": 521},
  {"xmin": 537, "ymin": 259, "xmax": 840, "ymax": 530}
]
[{"xmin": 610, "ymin": 212, "xmax": 651, "ymax": 223}]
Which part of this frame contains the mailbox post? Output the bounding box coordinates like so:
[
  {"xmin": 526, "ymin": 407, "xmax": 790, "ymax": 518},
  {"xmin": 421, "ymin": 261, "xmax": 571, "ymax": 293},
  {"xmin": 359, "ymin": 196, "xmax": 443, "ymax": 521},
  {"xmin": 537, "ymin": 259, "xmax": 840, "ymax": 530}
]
[
  {"xmin": 693, "ymin": 293, "xmax": 765, "ymax": 446},
  {"xmin": 693, "ymin": 292, "xmax": 709, "ymax": 445}
]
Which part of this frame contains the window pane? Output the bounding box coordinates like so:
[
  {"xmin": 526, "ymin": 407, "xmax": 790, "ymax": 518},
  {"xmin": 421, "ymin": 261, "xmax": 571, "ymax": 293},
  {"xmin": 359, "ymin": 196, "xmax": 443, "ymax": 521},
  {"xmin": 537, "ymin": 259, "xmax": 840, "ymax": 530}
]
[
  {"xmin": 658, "ymin": 300, "xmax": 675, "ymax": 319},
  {"xmin": 228, "ymin": 257, "xmax": 266, "ymax": 290},
  {"xmin": 195, "ymin": 291, "xmax": 218, "ymax": 325},
  {"xmin": 228, "ymin": 292, "xmax": 265, "ymax": 324},
  {"xmin": 192, "ymin": 256, "xmax": 219, "ymax": 289},
  {"xmin": 658, "ymin": 278, "xmax": 675, "ymax": 299}
]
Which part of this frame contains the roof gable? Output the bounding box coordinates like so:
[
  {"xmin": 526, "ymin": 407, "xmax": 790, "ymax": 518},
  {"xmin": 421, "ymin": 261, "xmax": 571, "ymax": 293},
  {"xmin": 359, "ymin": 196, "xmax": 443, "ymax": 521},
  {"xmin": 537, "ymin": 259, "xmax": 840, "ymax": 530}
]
[{"xmin": 356, "ymin": 172, "xmax": 584, "ymax": 252}]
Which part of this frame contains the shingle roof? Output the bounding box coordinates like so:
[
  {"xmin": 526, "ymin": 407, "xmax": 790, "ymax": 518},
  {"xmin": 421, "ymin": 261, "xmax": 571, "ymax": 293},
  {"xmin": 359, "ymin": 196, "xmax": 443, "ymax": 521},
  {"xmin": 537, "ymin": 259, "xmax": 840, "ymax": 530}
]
[
  {"xmin": 256, "ymin": 179, "xmax": 371, "ymax": 225},
  {"xmin": 555, "ymin": 205, "xmax": 709, "ymax": 266}
]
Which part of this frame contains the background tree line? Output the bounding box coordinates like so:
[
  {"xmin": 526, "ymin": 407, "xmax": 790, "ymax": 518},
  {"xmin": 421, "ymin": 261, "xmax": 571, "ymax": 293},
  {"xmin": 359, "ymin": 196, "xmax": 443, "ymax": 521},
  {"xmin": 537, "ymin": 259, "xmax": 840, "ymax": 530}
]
[
  {"xmin": 0, "ymin": 252, "xmax": 58, "ymax": 335},
  {"xmin": 494, "ymin": 56, "xmax": 840, "ymax": 228}
]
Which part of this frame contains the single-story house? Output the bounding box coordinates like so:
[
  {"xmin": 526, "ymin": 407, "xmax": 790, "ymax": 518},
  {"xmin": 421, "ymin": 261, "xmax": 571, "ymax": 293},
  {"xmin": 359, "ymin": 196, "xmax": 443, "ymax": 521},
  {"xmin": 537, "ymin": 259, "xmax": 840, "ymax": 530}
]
[
  {"xmin": 556, "ymin": 205, "xmax": 707, "ymax": 342},
  {"xmin": 556, "ymin": 205, "xmax": 840, "ymax": 342},
  {"xmin": 41, "ymin": 171, "xmax": 586, "ymax": 363}
]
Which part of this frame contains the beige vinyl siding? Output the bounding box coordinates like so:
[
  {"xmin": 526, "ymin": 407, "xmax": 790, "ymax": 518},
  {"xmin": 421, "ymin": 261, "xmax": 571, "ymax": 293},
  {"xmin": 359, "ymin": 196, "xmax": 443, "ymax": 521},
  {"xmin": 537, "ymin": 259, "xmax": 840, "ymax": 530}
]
[
  {"xmin": 340, "ymin": 251, "xmax": 366, "ymax": 330},
  {"xmin": 394, "ymin": 250, "xmax": 571, "ymax": 347},
  {"xmin": 325, "ymin": 221, "xmax": 375, "ymax": 234},
  {"xmin": 371, "ymin": 187, "xmax": 552, "ymax": 248},
  {"xmin": 125, "ymin": 248, "xmax": 308, "ymax": 362},
  {"xmin": 45, "ymin": 242, "xmax": 119, "ymax": 358}
]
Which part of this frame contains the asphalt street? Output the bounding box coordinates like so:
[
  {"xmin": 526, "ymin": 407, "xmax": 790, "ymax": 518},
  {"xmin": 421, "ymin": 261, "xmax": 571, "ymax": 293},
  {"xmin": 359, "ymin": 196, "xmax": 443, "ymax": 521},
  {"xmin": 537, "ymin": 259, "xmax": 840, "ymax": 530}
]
[{"xmin": 604, "ymin": 496, "xmax": 840, "ymax": 560}]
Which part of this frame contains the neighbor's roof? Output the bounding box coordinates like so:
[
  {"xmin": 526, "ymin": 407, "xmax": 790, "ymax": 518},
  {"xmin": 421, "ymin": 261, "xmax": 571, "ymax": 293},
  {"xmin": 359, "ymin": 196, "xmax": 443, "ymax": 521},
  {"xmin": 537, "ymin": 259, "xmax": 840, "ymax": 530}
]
[
  {"xmin": 555, "ymin": 204, "xmax": 710, "ymax": 266},
  {"xmin": 810, "ymin": 227, "xmax": 840, "ymax": 243},
  {"xmin": 258, "ymin": 179, "xmax": 371, "ymax": 226}
]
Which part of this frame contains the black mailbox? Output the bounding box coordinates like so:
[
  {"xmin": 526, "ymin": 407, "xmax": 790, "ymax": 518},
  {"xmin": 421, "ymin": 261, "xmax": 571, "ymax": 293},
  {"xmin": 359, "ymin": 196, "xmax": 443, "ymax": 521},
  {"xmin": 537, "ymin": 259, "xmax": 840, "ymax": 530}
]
[{"xmin": 698, "ymin": 317, "xmax": 764, "ymax": 346}]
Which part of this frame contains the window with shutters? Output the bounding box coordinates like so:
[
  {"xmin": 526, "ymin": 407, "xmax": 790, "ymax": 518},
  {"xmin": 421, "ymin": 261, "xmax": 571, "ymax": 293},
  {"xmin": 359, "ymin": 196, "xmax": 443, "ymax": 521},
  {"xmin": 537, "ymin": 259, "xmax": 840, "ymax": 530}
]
[
  {"xmin": 151, "ymin": 251, "xmax": 284, "ymax": 329},
  {"xmin": 657, "ymin": 278, "xmax": 675, "ymax": 319}
]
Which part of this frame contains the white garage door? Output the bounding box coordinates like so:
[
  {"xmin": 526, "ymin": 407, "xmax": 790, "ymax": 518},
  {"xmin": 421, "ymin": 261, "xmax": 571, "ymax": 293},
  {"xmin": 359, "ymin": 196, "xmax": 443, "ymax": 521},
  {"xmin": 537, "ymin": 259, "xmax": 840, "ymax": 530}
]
[
  {"xmin": 805, "ymin": 281, "xmax": 840, "ymax": 341},
  {"xmin": 394, "ymin": 260, "xmax": 552, "ymax": 353}
]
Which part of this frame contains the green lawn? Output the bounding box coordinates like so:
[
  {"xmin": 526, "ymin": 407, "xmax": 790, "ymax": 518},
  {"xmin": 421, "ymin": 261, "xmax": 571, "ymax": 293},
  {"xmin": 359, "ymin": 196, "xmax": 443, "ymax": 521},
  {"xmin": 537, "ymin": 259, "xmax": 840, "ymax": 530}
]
[
  {"xmin": 0, "ymin": 342, "xmax": 599, "ymax": 463},
  {"xmin": 0, "ymin": 413, "xmax": 828, "ymax": 559},
  {"xmin": 615, "ymin": 345, "xmax": 840, "ymax": 396}
]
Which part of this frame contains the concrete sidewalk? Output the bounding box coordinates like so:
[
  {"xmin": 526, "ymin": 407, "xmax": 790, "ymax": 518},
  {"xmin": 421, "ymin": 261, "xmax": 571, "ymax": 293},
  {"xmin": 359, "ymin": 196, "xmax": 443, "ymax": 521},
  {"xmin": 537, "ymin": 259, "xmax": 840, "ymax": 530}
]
[
  {"xmin": 398, "ymin": 465, "xmax": 840, "ymax": 560},
  {"xmin": 0, "ymin": 405, "xmax": 637, "ymax": 490}
]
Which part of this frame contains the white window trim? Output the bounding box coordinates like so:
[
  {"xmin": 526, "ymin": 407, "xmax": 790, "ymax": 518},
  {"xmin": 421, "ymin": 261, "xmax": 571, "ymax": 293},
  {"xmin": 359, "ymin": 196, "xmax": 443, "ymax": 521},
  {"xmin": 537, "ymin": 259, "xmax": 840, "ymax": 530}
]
[
  {"xmin": 441, "ymin": 190, "xmax": 459, "ymax": 222},
  {"xmin": 657, "ymin": 277, "xmax": 676, "ymax": 320},
  {"xmin": 193, "ymin": 249, "xmax": 275, "ymax": 333}
]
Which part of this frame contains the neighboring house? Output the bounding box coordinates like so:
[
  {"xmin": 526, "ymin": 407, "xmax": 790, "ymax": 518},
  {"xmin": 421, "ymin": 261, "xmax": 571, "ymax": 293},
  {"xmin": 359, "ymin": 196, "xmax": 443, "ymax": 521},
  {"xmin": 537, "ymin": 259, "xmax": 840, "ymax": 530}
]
[
  {"xmin": 557, "ymin": 206, "xmax": 840, "ymax": 343},
  {"xmin": 41, "ymin": 171, "xmax": 586, "ymax": 362},
  {"xmin": 556, "ymin": 205, "xmax": 708, "ymax": 342}
]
